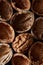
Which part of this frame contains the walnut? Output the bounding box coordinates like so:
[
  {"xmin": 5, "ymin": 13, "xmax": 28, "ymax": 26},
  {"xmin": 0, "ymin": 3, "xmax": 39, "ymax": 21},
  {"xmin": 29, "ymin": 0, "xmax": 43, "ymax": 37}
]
[
  {"xmin": 10, "ymin": 11, "xmax": 34, "ymax": 33},
  {"xmin": 12, "ymin": 33, "xmax": 33, "ymax": 53},
  {"xmin": 31, "ymin": 17, "xmax": 43, "ymax": 40},
  {"xmin": 32, "ymin": 0, "xmax": 43, "ymax": 16},
  {"xmin": 0, "ymin": 22, "xmax": 15, "ymax": 43},
  {"xmin": 0, "ymin": 0, "xmax": 13, "ymax": 21},
  {"xmin": 11, "ymin": 0, "xmax": 31, "ymax": 12},
  {"xmin": 28, "ymin": 42, "xmax": 43, "ymax": 65},
  {"xmin": 12, "ymin": 53, "xmax": 31, "ymax": 65},
  {"xmin": 0, "ymin": 43, "xmax": 13, "ymax": 65}
]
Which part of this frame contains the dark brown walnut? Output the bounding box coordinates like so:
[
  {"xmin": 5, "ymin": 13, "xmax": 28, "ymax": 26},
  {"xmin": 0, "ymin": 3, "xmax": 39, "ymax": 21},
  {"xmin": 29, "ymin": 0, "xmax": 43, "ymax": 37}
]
[
  {"xmin": 0, "ymin": 22, "xmax": 15, "ymax": 43},
  {"xmin": 0, "ymin": 43, "xmax": 13, "ymax": 65},
  {"xmin": 11, "ymin": 0, "xmax": 31, "ymax": 11},
  {"xmin": 28, "ymin": 42, "xmax": 43, "ymax": 65},
  {"xmin": 0, "ymin": 0, "xmax": 13, "ymax": 21},
  {"xmin": 31, "ymin": 17, "xmax": 43, "ymax": 40},
  {"xmin": 10, "ymin": 11, "xmax": 34, "ymax": 33},
  {"xmin": 12, "ymin": 33, "xmax": 33, "ymax": 53},
  {"xmin": 12, "ymin": 53, "xmax": 31, "ymax": 65},
  {"xmin": 32, "ymin": 0, "xmax": 43, "ymax": 16}
]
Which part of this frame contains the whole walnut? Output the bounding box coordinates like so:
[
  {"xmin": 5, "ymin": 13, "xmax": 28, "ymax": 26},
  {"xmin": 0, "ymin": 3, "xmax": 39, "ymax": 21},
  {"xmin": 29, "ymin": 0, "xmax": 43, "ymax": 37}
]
[{"xmin": 12, "ymin": 33, "xmax": 33, "ymax": 53}]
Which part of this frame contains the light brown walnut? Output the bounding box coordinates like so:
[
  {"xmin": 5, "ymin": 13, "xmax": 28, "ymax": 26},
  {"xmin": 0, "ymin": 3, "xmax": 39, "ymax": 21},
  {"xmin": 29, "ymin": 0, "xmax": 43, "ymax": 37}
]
[{"xmin": 12, "ymin": 33, "xmax": 33, "ymax": 53}]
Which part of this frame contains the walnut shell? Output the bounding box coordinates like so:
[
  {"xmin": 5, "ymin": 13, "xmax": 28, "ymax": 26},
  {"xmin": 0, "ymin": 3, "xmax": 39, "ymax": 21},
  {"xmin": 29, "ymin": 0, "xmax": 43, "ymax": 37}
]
[
  {"xmin": 31, "ymin": 17, "xmax": 43, "ymax": 40},
  {"xmin": 31, "ymin": 0, "xmax": 43, "ymax": 16},
  {"xmin": 12, "ymin": 33, "xmax": 33, "ymax": 53},
  {"xmin": 10, "ymin": 11, "xmax": 34, "ymax": 33},
  {"xmin": 12, "ymin": 53, "xmax": 31, "ymax": 65},
  {"xmin": 0, "ymin": 0, "xmax": 13, "ymax": 21},
  {"xmin": 0, "ymin": 43, "xmax": 13, "ymax": 65},
  {"xmin": 28, "ymin": 42, "xmax": 43, "ymax": 65},
  {"xmin": 11, "ymin": 0, "xmax": 31, "ymax": 12},
  {"xmin": 0, "ymin": 22, "xmax": 15, "ymax": 43}
]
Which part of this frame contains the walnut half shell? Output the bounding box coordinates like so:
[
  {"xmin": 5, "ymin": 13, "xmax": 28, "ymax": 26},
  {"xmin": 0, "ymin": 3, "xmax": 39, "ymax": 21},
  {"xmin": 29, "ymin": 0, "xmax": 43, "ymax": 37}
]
[
  {"xmin": 12, "ymin": 33, "xmax": 33, "ymax": 53},
  {"xmin": 28, "ymin": 42, "xmax": 43, "ymax": 65},
  {"xmin": 0, "ymin": 21, "xmax": 15, "ymax": 43},
  {"xmin": 12, "ymin": 53, "xmax": 31, "ymax": 65}
]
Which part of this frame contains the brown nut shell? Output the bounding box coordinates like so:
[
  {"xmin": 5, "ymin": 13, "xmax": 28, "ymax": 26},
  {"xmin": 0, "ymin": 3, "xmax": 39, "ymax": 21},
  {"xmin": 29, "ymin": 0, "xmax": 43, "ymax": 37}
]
[
  {"xmin": 0, "ymin": 0, "xmax": 13, "ymax": 21},
  {"xmin": 10, "ymin": 11, "xmax": 34, "ymax": 33},
  {"xmin": 28, "ymin": 42, "xmax": 43, "ymax": 65},
  {"xmin": 31, "ymin": 17, "xmax": 43, "ymax": 40},
  {"xmin": 32, "ymin": 0, "xmax": 43, "ymax": 16},
  {"xmin": 12, "ymin": 53, "xmax": 31, "ymax": 65},
  {"xmin": 12, "ymin": 33, "xmax": 33, "ymax": 53},
  {"xmin": 11, "ymin": 0, "xmax": 31, "ymax": 12},
  {"xmin": 0, "ymin": 43, "xmax": 13, "ymax": 65},
  {"xmin": 0, "ymin": 21, "xmax": 15, "ymax": 43}
]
